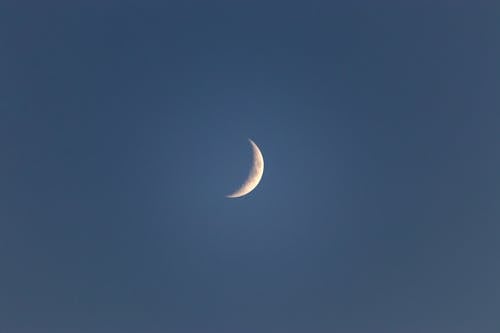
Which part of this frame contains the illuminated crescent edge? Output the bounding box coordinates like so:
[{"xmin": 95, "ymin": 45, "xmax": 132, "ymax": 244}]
[{"xmin": 226, "ymin": 139, "xmax": 264, "ymax": 198}]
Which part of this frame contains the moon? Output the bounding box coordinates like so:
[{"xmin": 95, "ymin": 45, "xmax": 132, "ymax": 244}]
[{"xmin": 226, "ymin": 139, "xmax": 265, "ymax": 198}]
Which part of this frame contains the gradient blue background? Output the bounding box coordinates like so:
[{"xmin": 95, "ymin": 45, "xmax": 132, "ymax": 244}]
[{"xmin": 1, "ymin": 2, "xmax": 499, "ymax": 332}]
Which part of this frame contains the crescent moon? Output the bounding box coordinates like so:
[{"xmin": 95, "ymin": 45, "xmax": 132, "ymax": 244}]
[{"xmin": 226, "ymin": 139, "xmax": 265, "ymax": 198}]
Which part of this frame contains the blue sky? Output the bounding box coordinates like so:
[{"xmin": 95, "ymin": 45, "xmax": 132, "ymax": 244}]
[{"xmin": 1, "ymin": 2, "xmax": 499, "ymax": 332}]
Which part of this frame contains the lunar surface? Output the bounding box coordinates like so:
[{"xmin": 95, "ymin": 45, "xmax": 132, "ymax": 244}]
[{"xmin": 226, "ymin": 139, "xmax": 264, "ymax": 198}]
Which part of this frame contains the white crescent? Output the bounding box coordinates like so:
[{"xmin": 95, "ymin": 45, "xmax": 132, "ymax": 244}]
[{"xmin": 226, "ymin": 139, "xmax": 264, "ymax": 198}]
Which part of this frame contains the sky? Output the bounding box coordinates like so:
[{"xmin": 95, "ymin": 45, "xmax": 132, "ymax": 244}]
[{"xmin": 1, "ymin": 2, "xmax": 499, "ymax": 333}]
